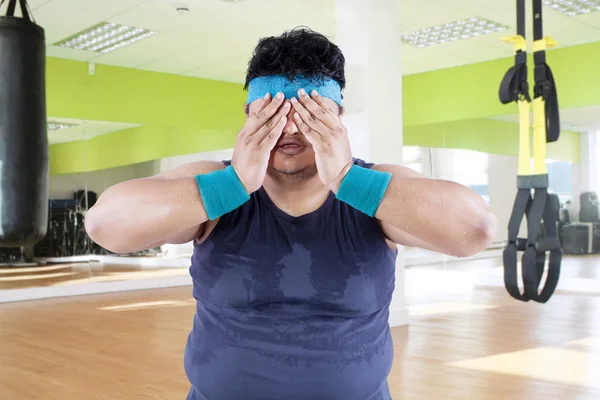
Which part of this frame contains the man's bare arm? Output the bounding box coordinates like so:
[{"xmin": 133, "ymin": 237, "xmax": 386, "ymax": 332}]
[
  {"xmin": 85, "ymin": 161, "xmax": 224, "ymax": 254},
  {"xmin": 371, "ymin": 164, "xmax": 497, "ymax": 257}
]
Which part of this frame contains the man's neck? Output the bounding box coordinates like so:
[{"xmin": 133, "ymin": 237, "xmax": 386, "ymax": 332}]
[{"xmin": 262, "ymin": 174, "xmax": 330, "ymax": 217}]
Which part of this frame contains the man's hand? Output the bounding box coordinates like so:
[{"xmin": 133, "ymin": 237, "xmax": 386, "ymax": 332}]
[
  {"xmin": 232, "ymin": 92, "xmax": 290, "ymax": 193},
  {"xmin": 290, "ymin": 89, "xmax": 353, "ymax": 190}
]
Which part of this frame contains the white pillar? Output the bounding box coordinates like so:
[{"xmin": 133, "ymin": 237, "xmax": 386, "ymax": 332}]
[
  {"xmin": 573, "ymin": 131, "xmax": 598, "ymax": 218},
  {"xmin": 430, "ymin": 148, "xmax": 455, "ymax": 181},
  {"xmin": 420, "ymin": 148, "xmax": 434, "ymax": 178},
  {"xmin": 578, "ymin": 132, "xmax": 591, "ymax": 192},
  {"xmin": 587, "ymin": 131, "xmax": 599, "ymax": 193},
  {"xmin": 334, "ymin": 0, "xmax": 408, "ymax": 327}
]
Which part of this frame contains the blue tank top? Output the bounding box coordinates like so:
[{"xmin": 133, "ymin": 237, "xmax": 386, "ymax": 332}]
[{"xmin": 184, "ymin": 158, "xmax": 397, "ymax": 400}]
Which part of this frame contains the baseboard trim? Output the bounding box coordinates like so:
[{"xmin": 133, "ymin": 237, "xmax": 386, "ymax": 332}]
[
  {"xmin": 405, "ymin": 248, "xmax": 503, "ymax": 267},
  {"xmin": 0, "ymin": 275, "xmax": 193, "ymax": 304},
  {"xmin": 389, "ymin": 307, "xmax": 409, "ymax": 327},
  {"xmin": 32, "ymin": 255, "xmax": 191, "ymax": 268}
]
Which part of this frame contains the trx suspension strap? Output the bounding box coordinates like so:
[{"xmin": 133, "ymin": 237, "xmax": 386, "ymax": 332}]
[{"xmin": 499, "ymin": 0, "xmax": 562, "ymax": 303}]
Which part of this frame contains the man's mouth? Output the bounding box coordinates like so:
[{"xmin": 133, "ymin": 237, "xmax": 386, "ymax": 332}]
[
  {"xmin": 278, "ymin": 143, "xmax": 301, "ymax": 149},
  {"xmin": 276, "ymin": 140, "xmax": 306, "ymax": 155}
]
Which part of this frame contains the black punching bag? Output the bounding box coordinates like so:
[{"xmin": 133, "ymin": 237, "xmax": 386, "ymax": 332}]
[{"xmin": 0, "ymin": 0, "xmax": 48, "ymax": 247}]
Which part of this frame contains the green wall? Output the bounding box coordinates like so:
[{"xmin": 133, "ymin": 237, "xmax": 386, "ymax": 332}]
[
  {"xmin": 402, "ymin": 40, "xmax": 600, "ymax": 127},
  {"xmin": 48, "ymin": 39, "xmax": 600, "ymax": 174},
  {"xmin": 49, "ymin": 125, "xmax": 239, "ymax": 173},
  {"xmin": 404, "ymin": 119, "xmax": 579, "ymax": 162},
  {"xmin": 51, "ymin": 117, "xmax": 579, "ymax": 174},
  {"xmin": 47, "ymin": 58, "xmax": 245, "ymax": 130}
]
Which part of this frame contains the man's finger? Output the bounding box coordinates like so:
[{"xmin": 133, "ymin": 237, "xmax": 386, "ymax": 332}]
[
  {"xmin": 297, "ymin": 89, "xmax": 338, "ymax": 129},
  {"xmin": 254, "ymin": 93, "xmax": 270, "ymax": 114},
  {"xmin": 311, "ymin": 90, "xmax": 340, "ymax": 117},
  {"xmin": 258, "ymin": 116, "xmax": 287, "ymax": 150},
  {"xmin": 247, "ymin": 92, "xmax": 285, "ymax": 134},
  {"xmin": 254, "ymin": 101, "xmax": 291, "ymax": 144},
  {"xmin": 293, "ymin": 112, "xmax": 322, "ymax": 148},
  {"xmin": 290, "ymin": 97, "xmax": 329, "ymax": 135}
]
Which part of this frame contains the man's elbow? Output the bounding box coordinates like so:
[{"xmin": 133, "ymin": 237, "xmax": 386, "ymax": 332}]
[
  {"xmin": 85, "ymin": 206, "xmax": 129, "ymax": 254},
  {"xmin": 84, "ymin": 206, "xmax": 102, "ymax": 243},
  {"xmin": 455, "ymin": 212, "xmax": 498, "ymax": 258}
]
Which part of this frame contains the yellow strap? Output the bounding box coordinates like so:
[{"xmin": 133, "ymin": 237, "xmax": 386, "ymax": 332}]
[
  {"xmin": 532, "ymin": 36, "xmax": 558, "ymax": 52},
  {"xmin": 518, "ymin": 100, "xmax": 532, "ymax": 176},
  {"xmin": 532, "ymin": 97, "xmax": 548, "ymax": 174},
  {"xmin": 502, "ymin": 35, "xmax": 527, "ymax": 53},
  {"xmin": 508, "ymin": 34, "xmax": 556, "ymax": 177}
]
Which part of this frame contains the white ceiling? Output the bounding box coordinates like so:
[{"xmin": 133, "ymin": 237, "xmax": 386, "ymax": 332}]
[
  {"xmin": 400, "ymin": 0, "xmax": 600, "ymax": 74},
  {"xmin": 9, "ymin": 0, "xmax": 600, "ymax": 143},
  {"xmin": 33, "ymin": 0, "xmax": 335, "ymax": 82},
  {"xmin": 19, "ymin": 0, "xmax": 600, "ymax": 82},
  {"xmin": 47, "ymin": 117, "xmax": 141, "ymax": 144}
]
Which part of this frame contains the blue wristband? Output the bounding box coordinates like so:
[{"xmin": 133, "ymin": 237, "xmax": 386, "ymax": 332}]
[
  {"xmin": 335, "ymin": 165, "xmax": 392, "ymax": 217},
  {"xmin": 195, "ymin": 166, "xmax": 251, "ymax": 220}
]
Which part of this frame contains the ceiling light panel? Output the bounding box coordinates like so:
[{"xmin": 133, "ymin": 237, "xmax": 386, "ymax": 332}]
[
  {"xmin": 54, "ymin": 22, "xmax": 157, "ymax": 54},
  {"xmin": 48, "ymin": 122, "xmax": 77, "ymax": 131},
  {"xmin": 544, "ymin": 0, "xmax": 600, "ymax": 15},
  {"xmin": 401, "ymin": 17, "xmax": 510, "ymax": 48}
]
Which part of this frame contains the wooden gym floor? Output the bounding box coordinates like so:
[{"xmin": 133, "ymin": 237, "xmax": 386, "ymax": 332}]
[
  {"xmin": 1, "ymin": 255, "xmax": 599, "ymax": 400},
  {"xmin": 0, "ymin": 262, "xmax": 188, "ymax": 290}
]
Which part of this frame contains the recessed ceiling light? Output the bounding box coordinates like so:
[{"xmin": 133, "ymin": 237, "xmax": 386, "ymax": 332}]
[
  {"xmin": 54, "ymin": 22, "xmax": 157, "ymax": 54},
  {"xmin": 401, "ymin": 17, "xmax": 510, "ymax": 48},
  {"xmin": 48, "ymin": 122, "xmax": 77, "ymax": 131},
  {"xmin": 544, "ymin": 0, "xmax": 600, "ymax": 15}
]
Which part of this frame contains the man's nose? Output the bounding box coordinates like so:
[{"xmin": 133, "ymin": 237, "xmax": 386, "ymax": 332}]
[{"xmin": 282, "ymin": 100, "xmax": 299, "ymax": 135}]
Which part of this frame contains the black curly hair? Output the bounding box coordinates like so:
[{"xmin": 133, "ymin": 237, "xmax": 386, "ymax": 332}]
[{"xmin": 243, "ymin": 27, "xmax": 346, "ymax": 92}]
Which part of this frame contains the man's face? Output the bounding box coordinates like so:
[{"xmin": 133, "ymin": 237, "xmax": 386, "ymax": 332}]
[{"xmin": 245, "ymin": 96, "xmax": 341, "ymax": 182}]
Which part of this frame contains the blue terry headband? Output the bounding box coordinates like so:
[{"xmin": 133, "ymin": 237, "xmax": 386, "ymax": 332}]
[{"xmin": 247, "ymin": 75, "xmax": 342, "ymax": 106}]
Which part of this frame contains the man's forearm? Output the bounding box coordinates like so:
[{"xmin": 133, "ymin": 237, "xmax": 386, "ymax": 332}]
[
  {"xmin": 85, "ymin": 177, "xmax": 209, "ymax": 253},
  {"xmin": 375, "ymin": 174, "xmax": 497, "ymax": 256}
]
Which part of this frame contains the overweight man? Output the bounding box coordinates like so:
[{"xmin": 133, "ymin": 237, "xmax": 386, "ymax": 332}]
[{"xmin": 86, "ymin": 27, "xmax": 497, "ymax": 400}]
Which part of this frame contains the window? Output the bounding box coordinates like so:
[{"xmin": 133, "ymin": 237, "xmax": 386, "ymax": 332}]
[
  {"xmin": 546, "ymin": 159, "xmax": 573, "ymax": 204},
  {"xmin": 403, "ymin": 146, "xmax": 422, "ymax": 173},
  {"xmin": 451, "ymin": 149, "xmax": 489, "ymax": 203}
]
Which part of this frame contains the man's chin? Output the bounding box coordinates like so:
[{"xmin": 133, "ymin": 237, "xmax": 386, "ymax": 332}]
[
  {"xmin": 267, "ymin": 164, "xmax": 318, "ymax": 180},
  {"xmin": 269, "ymin": 166, "xmax": 306, "ymax": 176}
]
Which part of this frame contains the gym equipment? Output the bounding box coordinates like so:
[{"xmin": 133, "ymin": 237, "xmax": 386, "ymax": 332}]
[
  {"xmin": 499, "ymin": 0, "xmax": 562, "ymax": 303},
  {"xmin": 547, "ymin": 193, "xmax": 560, "ymax": 223},
  {"xmin": 0, "ymin": 0, "xmax": 48, "ymax": 247},
  {"xmin": 0, "ymin": 246, "xmax": 22, "ymax": 265},
  {"xmin": 559, "ymin": 201, "xmax": 572, "ymax": 224},
  {"xmin": 592, "ymin": 223, "xmax": 600, "ymax": 253},
  {"xmin": 561, "ymin": 223, "xmax": 594, "ymax": 255},
  {"xmin": 579, "ymin": 192, "xmax": 599, "ymax": 223},
  {"xmin": 34, "ymin": 200, "xmax": 94, "ymax": 258},
  {"xmin": 74, "ymin": 190, "xmax": 98, "ymax": 210}
]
